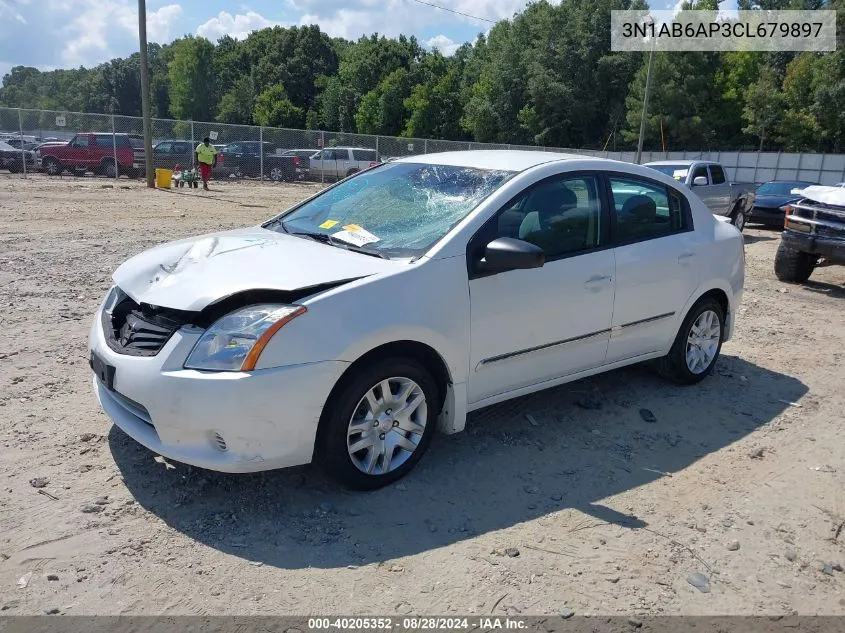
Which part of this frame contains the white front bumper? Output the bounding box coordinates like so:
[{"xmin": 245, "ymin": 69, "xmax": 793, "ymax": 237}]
[{"xmin": 89, "ymin": 308, "xmax": 348, "ymax": 473}]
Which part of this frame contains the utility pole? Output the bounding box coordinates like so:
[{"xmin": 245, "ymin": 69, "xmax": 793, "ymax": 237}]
[
  {"xmin": 138, "ymin": 0, "xmax": 154, "ymax": 187},
  {"xmin": 635, "ymin": 16, "xmax": 655, "ymax": 165}
]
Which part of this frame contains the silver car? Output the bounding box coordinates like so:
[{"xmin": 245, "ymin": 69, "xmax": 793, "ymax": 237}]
[{"xmin": 308, "ymin": 147, "xmax": 381, "ymax": 181}]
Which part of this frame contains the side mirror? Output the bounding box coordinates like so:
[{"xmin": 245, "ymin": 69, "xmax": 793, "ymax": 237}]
[
  {"xmin": 692, "ymin": 176, "xmax": 708, "ymax": 186},
  {"xmin": 482, "ymin": 237, "xmax": 545, "ymax": 272}
]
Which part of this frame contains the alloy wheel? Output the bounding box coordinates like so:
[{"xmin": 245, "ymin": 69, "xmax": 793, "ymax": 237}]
[{"xmin": 685, "ymin": 309, "xmax": 721, "ymax": 374}]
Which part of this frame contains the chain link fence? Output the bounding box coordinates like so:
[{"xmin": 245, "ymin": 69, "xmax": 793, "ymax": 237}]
[{"xmin": 3, "ymin": 107, "xmax": 845, "ymax": 185}]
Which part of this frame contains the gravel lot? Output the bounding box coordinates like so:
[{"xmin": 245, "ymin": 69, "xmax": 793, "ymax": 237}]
[{"xmin": 0, "ymin": 175, "xmax": 844, "ymax": 616}]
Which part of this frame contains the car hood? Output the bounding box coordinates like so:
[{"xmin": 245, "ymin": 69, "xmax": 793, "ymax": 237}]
[
  {"xmin": 754, "ymin": 194, "xmax": 801, "ymax": 208},
  {"xmin": 112, "ymin": 227, "xmax": 398, "ymax": 311}
]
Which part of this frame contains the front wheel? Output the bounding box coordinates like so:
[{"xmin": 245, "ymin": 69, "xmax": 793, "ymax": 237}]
[
  {"xmin": 657, "ymin": 297, "xmax": 725, "ymax": 384},
  {"xmin": 317, "ymin": 358, "xmax": 439, "ymax": 490},
  {"xmin": 43, "ymin": 157, "xmax": 61, "ymax": 176},
  {"xmin": 774, "ymin": 241, "xmax": 816, "ymax": 282}
]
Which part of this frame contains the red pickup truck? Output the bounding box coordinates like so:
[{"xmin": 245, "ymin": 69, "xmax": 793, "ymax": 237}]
[{"xmin": 36, "ymin": 133, "xmax": 145, "ymax": 178}]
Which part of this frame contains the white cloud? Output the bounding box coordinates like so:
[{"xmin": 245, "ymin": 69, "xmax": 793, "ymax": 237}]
[
  {"xmin": 148, "ymin": 5, "xmax": 184, "ymax": 44},
  {"xmin": 425, "ymin": 34, "xmax": 460, "ymax": 56},
  {"xmin": 197, "ymin": 11, "xmax": 284, "ymax": 41}
]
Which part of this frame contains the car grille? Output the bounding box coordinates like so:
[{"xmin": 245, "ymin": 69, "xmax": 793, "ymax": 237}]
[
  {"xmin": 102, "ymin": 289, "xmax": 194, "ymax": 356},
  {"xmin": 788, "ymin": 198, "xmax": 845, "ymax": 239}
]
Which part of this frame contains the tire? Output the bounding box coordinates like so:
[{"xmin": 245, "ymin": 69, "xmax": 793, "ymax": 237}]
[
  {"xmin": 346, "ymin": 168, "xmax": 359, "ymax": 178},
  {"xmin": 774, "ymin": 241, "xmax": 816, "ymax": 283},
  {"xmin": 99, "ymin": 159, "xmax": 117, "ymax": 179},
  {"xmin": 42, "ymin": 157, "xmax": 61, "ymax": 176},
  {"xmin": 73, "ymin": 168, "xmax": 87, "ymax": 177},
  {"xmin": 7, "ymin": 162, "xmax": 20, "ymax": 174},
  {"xmin": 657, "ymin": 297, "xmax": 725, "ymax": 385},
  {"xmin": 316, "ymin": 358, "xmax": 439, "ymax": 490},
  {"xmin": 730, "ymin": 204, "xmax": 746, "ymax": 232},
  {"xmin": 269, "ymin": 166, "xmax": 285, "ymax": 182}
]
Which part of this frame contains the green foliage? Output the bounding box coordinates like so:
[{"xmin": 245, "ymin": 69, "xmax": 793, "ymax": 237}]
[
  {"xmin": 1, "ymin": 5, "xmax": 844, "ymax": 153},
  {"xmin": 253, "ymin": 85, "xmax": 305, "ymax": 129},
  {"xmin": 167, "ymin": 36, "xmax": 216, "ymax": 121}
]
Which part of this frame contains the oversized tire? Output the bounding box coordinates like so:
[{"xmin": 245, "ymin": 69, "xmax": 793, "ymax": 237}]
[
  {"xmin": 774, "ymin": 241, "xmax": 816, "ymax": 283},
  {"xmin": 42, "ymin": 157, "xmax": 61, "ymax": 176},
  {"xmin": 657, "ymin": 296, "xmax": 725, "ymax": 385},
  {"xmin": 730, "ymin": 203, "xmax": 746, "ymax": 232},
  {"xmin": 316, "ymin": 357, "xmax": 439, "ymax": 490}
]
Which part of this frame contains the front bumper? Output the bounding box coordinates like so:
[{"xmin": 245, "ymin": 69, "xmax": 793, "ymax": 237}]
[
  {"xmin": 89, "ymin": 306, "xmax": 348, "ymax": 473},
  {"xmin": 748, "ymin": 206, "xmax": 784, "ymax": 225},
  {"xmin": 782, "ymin": 229, "xmax": 845, "ymax": 264}
]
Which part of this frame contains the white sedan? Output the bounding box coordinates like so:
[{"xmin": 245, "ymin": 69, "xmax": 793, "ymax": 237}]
[{"xmin": 89, "ymin": 151, "xmax": 745, "ymax": 489}]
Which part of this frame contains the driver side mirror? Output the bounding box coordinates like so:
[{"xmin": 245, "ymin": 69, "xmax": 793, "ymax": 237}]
[
  {"xmin": 481, "ymin": 237, "xmax": 545, "ymax": 273},
  {"xmin": 692, "ymin": 176, "xmax": 708, "ymax": 186}
]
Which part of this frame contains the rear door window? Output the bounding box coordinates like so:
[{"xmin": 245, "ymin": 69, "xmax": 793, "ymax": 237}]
[
  {"xmin": 609, "ymin": 177, "xmax": 687, "ymax": 243},
  {"xmin": 352, "ymin": 149, "xmax": 377, "ymax": 161}
]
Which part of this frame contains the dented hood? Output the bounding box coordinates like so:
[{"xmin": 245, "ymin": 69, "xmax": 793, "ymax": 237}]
[{"xmin": 112, "ymin": 227, "xmax": 398, "ymax": 311}]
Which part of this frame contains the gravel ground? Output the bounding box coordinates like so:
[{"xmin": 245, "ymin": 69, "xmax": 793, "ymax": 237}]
[{"xmin": 0, "ymin": 175, "xmax": 844, "ymax": 616}]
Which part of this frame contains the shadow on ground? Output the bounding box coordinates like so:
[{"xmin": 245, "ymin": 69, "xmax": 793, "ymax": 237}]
[
  {"xmin": 110, "ymin": 354, "xmax": 806, "ymax": 570},
  {"xmin": 802, "ymin": 278, "xmax": 845, "ymax": 299}
]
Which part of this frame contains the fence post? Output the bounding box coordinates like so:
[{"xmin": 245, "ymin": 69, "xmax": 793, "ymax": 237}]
[
  {"xmin": 190, "ymin": 120, "xmax": 195, "ymax": 167},
  {"xmin": 259, "ymin": 126, "xmax": 264, "ymax": 181},
  {"xmin": 375, "ymin": 135, "xmax": 379, "ymax": 156},
  {"xmin": 320, "ymin": 130, "xmax": 325, "ymax": 185},
  {"xmin": 752, "ymin": 147, "xmax": 761, "ymax": 184},
  {"xmin": 111, "ymin": 114, "xmax": 119, "ymax": 181},
  {"xmin": 17, "ymin": 108, "xmax": 26, "ymax": 179},
  {"xmin": 424, "ymin": 139, "xmax": 428, "ymax": 154},
  {"xmin": 774, "ymin": 151, "xmax": 782, "ymax": 181}
]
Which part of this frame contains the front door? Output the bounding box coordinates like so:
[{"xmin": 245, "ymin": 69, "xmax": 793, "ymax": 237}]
[
  {"xmin": 604, "ymin": 174, "xmax": 702, "ymax": 362},
  {"xmin": 467, "ymin": 173, "xmax": 616, "ymax": 405}
]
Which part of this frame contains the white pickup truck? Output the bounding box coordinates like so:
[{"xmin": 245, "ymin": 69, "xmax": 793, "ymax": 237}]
[{"xmin": 643, "ymin": 160, "xmax": 755, "ymax": 232}]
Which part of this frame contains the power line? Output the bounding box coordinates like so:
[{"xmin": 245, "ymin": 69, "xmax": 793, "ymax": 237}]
[{"xmin": 406, "ymin": 0, "xmax": 497, "ymax": 23}]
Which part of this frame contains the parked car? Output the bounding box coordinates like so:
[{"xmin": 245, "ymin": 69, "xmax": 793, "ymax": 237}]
[
  {"xmin": 747, "ymin": 180, "xmax": 817, "ymax": 228},
  {"xmin": 308, "ymin": 147, "xmax": 381, "ymax": 181},
  {"xmin": 215, "ymin": 141, "xmax": 309, "ymax": 181},
  {"xmin": 643, "ymin": 160, "xmax": 754, "ymax": 231},
  {"xmin": 3, "ymin": 135, "xmax": 39, "ymax": 149},
  {"xmin": 0, "ymin": 140, "xmax": 36, "ymax": 173},
  {"xmin": 774, "ymin": 185, "xmax": 845, "ymax": 282},
  {"xmin": 152, "ymin": 139, "xmax": 194, "ymax": 170},
  {"xmin": 37, "ymin": 133, "xmax": 145, "ymax": 178},
  {"xmin": 89, "ymin": 150, "xmax": 745, "ymax": 489}
]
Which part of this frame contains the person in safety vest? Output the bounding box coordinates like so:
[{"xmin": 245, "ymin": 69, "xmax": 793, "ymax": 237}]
[{"xmin": 194, "ymin": 138, "xmax": 218, "ymax": 190}]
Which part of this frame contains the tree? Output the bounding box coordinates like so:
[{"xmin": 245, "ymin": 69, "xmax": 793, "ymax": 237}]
[
  {"xmin": 355, "ymin": 68, "xmax": 410, "ymax": 135},
  {"xmin": 742, "ymin": 65, "xmax": 785, "ymax": 151},
  {"xmin": 217, "ymin": 77, "xmax": 255, "ymax": 124},
  {"xmin": 168, "ymin": 36, "xmax": 215, "ymax": 121},
  {"xmin": 253, "ymin": 85, "xmax": 305, "ymax": 128}
]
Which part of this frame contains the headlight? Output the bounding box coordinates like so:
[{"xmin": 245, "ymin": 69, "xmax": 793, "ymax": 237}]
[{"xmin": 184, "ymin": 304, "xmax": 306, "ymax": 372}]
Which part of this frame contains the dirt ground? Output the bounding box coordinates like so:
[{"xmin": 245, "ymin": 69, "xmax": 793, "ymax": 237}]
[{"xmin": 0, "ymin": 175, "xmax": 843, "ymax": 617}]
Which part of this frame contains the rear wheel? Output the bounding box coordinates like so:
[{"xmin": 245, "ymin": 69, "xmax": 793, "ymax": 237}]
[
  {"xmin": 657, "ymin": 297, "xmax": 724, "ymax": 384},
  {"xmin": 345, "ymin": 168, "xmax": 359, "ymax": 178},
  {"xmin": 269, "ymin": 166, "xmax": 285, "ymax": 182},
  {"xmin": 730, "ymin": 204, "xmax": 746, "ymax": 232},
  {"xmin": 7, "ymin": 161, "xmax": 20, "ymax": 173},
  {"xmin": 317, "ymin": 358, "xmax": 439, "ymax": 490},
  {"xmin": 774, "ymin": 241, "xmax": 816, "ymax": 282},
  {"xmin": 100, "ymin": 159, "xmax": 117, "ymax": 178},
  {"xmin": 42, "ymin": 157, "xmax": 61, "ymax": 176}
]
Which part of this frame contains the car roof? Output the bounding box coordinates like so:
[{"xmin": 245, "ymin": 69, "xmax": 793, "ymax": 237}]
[
  {"xmin": 394, "ymin": 150, "xmax": 593, "ymax": 172},
  {"xmin": 642, "ymin": 160, "xmax": 712, "ymax": 167},
  {"xmin": 761, "ymin": 179, "xmax": 816, "ymax": 184}
]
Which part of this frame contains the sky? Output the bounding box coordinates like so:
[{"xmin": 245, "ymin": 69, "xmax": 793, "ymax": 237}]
[{"xmin": 0, "ymin": 0, "xmax": 737, "ymax": 82}]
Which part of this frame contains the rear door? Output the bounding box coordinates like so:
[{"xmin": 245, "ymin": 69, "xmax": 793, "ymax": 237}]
[{"xmin": 605, "ymin": 173, "xmax": 701, "ymax": 362}]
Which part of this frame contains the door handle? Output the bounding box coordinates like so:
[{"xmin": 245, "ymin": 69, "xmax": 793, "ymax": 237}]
[
  {"xmin": 678, "ymin": 252, "xmax": 696, "ymax": 265},
  {"xmin": 584, "ymin": 274, "xmax": 612, "ymax": 289}
]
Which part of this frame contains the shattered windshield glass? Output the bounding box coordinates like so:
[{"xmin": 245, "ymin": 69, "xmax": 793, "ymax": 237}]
[{"xmin": 266, "ymin": 162, "xmax": 515, "ymax": 258}]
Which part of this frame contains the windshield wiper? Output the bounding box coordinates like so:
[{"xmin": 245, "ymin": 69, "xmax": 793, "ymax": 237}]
[{"xmin": 289, "ymin": 230, "xmax": 390, "ymax": 260}]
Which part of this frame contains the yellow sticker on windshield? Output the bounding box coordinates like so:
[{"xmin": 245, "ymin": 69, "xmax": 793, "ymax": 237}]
[
  {"xmin": 343, "ymin": 223, "xmax": 362, "ymax": 232},
  {"xmin": 319, "ymin": 220, "xmax": 339, "ymax": 229}
]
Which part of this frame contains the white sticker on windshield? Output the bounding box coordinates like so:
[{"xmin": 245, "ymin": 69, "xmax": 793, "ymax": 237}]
[
  {"xmin": 672, "ymin": 170, "xmax": 688, "ymax": 180},
  {"xmin": 332, "ymin": 227, "xmax": 380, "ymax": 247}
]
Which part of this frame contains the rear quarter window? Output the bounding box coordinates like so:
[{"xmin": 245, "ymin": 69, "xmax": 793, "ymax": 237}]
[{"xmin": 353, "ymin": 149, "xmax": 377, "ymax": 161}]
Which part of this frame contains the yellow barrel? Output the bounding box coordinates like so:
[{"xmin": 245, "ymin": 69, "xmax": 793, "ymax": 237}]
[{"xmin": 155, "ymin": 168, "xmax": 173, "ymax": 189}]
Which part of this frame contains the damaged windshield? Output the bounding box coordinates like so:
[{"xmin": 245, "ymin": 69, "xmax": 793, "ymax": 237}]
[{"xmin": 266, "ymin": 162, "xmax": 515, "ymax": 258}]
